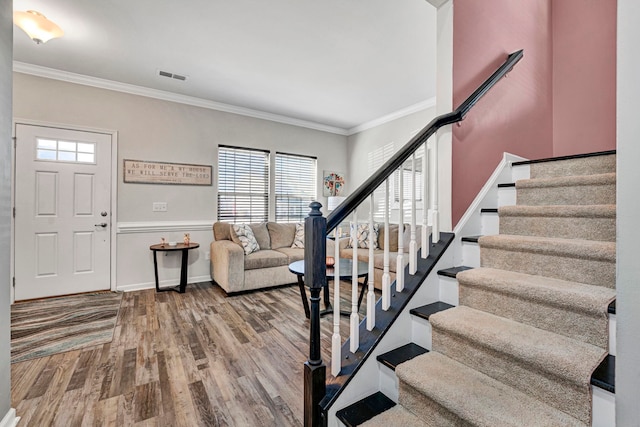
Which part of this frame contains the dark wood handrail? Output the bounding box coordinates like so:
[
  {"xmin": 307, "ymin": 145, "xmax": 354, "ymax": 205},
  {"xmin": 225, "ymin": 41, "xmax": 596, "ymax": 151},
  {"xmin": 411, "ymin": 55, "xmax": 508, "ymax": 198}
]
[
  {"xmin": 326, "ymin": 49, "xmax": 523, "ymax": 232},
  {"xmin": 304, "ymin": 49, "xmax": 524, "ymax": 427}
]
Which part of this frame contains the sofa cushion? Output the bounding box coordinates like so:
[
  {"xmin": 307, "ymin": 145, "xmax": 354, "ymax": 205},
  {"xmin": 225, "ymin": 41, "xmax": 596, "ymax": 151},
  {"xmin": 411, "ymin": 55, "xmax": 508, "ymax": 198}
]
[
  {"xmin": 213, "ymin": 222, "xmax": 232, "ymax": 241},
  {"xmin": 348, "ymin": 222, "xmax": 380, "ymax": 249},
  {"xmin": 378, "ymin": 223, "xmax": 401, "ymax": 252},
  {"xmin": 231, "ymin": 224, "xmax": 260, "ymax": 255},
  {"xmin": 275, "ymin": 247, "xmax": 305, "ymax": 263},
  {"xmin": 249, "ymin": 222, "xmax": 271, "ymax": 250},
  {"xmin": 268, "ymin": 222, "xmax": 296, "ymax": 249},
  {"xmin": 244, "ymin": 249, "xmax": 289, "ymax": 270},
  {"xmin": 291, "ymin": 222, "xmax": 304, "ymax": 248}
]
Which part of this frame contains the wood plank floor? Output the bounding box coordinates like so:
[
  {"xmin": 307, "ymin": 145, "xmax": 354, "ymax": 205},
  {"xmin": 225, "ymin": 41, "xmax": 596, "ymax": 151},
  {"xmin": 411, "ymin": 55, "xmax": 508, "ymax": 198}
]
[{"xmin": 11, "ymin": 282, "xmax": 369, "ymax": 426}]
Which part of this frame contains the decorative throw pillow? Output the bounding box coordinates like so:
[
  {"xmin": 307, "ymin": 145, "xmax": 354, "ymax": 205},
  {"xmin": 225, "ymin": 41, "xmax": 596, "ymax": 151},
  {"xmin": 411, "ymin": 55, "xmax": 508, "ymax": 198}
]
[
  {"xmin": 291, "ymin": 223, "xmax": 305, "ymax": 248},
  {"xmin": 231, "ymin": 224, "xmax": 260, "ymax": 255},
  {"xmin": 348, "ymin": 222, "xmax": 380, "ymax": 249}
]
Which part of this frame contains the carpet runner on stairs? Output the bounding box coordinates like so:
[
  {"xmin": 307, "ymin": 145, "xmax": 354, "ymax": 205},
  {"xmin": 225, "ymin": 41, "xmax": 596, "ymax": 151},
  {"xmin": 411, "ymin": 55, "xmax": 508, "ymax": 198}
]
[{"xmin": 363, "ymin": 151, "xmax": 616, "ymax": 426}]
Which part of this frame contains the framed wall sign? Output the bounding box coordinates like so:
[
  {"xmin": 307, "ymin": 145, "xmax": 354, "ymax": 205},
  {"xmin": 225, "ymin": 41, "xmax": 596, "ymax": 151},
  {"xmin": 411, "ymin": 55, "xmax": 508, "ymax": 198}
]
[{"xmin": 123, "ymin": 159, "xmax": 212, "ymax": 185}]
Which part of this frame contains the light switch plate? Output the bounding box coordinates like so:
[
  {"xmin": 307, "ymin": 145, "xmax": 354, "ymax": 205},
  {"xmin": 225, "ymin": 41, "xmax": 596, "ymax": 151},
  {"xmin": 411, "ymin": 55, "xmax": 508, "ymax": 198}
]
[{"xmin": 152, "ymin": 202, "xmax": 167, "ymax": 212}]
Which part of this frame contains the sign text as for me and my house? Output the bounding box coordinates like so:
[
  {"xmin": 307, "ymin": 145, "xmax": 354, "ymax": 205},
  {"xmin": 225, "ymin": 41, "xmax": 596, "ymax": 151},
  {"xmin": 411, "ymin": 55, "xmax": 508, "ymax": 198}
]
[{"xmin": 123, "ymin": 159, "xmax": 212, "ymax": 185}]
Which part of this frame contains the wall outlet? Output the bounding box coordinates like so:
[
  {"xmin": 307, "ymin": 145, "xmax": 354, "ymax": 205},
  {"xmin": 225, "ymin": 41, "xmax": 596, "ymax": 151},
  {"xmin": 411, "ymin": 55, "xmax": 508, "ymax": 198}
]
[
  {"xmin": 152, "ymin": 202, "xmax": 167, "ymax": 212},
  {"xmin": 206, "ymin": 251, "xmax": 210, "ymax": 259}
]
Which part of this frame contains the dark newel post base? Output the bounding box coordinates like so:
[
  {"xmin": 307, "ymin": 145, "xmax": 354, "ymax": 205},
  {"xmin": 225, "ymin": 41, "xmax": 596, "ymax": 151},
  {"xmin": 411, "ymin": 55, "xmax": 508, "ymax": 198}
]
[{"xmin": 304, "ymin": 359, "xmax": 326, "ymax": 427}]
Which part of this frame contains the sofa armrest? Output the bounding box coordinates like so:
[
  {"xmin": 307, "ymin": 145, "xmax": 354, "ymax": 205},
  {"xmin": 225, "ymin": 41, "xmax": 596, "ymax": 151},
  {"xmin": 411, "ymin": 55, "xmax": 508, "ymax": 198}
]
[
  {"xmin": 326, "ymin": 237, "xmax": 350, "ymax": 257},
  {"xmin": 210, "ymin": 240, "xmax": 245, "ymax": 292}
]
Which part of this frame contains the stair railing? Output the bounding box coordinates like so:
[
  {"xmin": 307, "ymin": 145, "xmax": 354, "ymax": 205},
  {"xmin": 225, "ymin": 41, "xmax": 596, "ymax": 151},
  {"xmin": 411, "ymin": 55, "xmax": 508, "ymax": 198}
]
[{"xmin": 303, "ymin": 49, "xmax": 524, "ymax": 427}]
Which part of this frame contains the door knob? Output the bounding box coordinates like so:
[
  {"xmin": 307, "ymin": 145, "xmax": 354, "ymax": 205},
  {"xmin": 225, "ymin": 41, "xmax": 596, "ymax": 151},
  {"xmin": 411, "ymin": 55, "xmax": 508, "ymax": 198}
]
[
  {"xmin": 101, "ymin": 211, "xmax": 108, "ymax": 217},
  {"xmin": 95, "ymin": 223, "xmax": 108, "ymax": 228}
]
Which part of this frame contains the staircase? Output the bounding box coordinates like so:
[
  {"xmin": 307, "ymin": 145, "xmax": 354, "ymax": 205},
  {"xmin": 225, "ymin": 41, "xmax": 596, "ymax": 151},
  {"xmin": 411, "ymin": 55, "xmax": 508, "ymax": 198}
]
[{"xmin": 335, "ymin": 151, "xmax": 616, "ymax": 426}]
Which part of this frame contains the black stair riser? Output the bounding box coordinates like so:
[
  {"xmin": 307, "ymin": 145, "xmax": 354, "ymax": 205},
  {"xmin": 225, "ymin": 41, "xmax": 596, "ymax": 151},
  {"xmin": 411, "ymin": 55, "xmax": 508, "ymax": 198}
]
[
  {"xmin": 377, "ymin": 343, "xmax": 429, "ymax": 371},
  {"xmin": 410, "ymin": 301, "xmax": 455, "ymax": 321},
  {"xmin": 336, "ymin": 392, "xmax": 395, "ymax": 427}
]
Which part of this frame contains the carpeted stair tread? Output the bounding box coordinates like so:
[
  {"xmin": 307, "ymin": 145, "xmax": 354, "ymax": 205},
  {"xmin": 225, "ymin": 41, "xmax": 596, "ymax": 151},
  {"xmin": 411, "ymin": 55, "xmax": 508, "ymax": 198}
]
[
  {"xmin": 396, "ymin": 351, "xmax": 585, "ymax": 426},
  {"xmin": 457, "ymin": 267, "xmax": 615, "ymax": 347},
  {"xmin": 528, "ymin": 152, "xmax": 616, "ymax": 179},
  {"xmin": 361, "ymin": 404, "xmax": 430, "ymax": 427},
  {"xmin": 499, "ymin": 204, "xmax": 615, "ymax": 218},
  {"xmin": 516, "ymin": 173, "xmax": 616, "ymax": 206},
  {"xmin": 430, "ymin": 306, "xmax": 606, "ymax": 424},
  {"xmin": 479, "ymin": 234, "xmax": 615, "ymax": 288},
  {"xmin": 499, "ymin": 204, "xmax": 616, "ymax": 241},
  {"xmin": 430, "ymin": 305, "xmax": 606, "ymax": 386},
  {"xmin": 517, "ymin": 173, "xmax": 616, "ymax": 189}
]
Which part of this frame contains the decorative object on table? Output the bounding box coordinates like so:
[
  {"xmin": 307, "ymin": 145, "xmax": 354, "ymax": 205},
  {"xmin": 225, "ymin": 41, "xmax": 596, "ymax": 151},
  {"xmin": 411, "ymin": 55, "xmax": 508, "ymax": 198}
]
[
  {"xmin": 168, "ymin": 241, "xmax": 177, "ymax": 246},
  {"xmin": 123, "ymin": 159, "xmax": 212, "ymax": 186},
  {"xmin": 323, "ymin": 170, "xmax": 345, "ymax": 197},
  {"xmin": 327, "ymin": 195, "xmax": 346, "ymax": 211},
  {"xmin": 160, "ymin": 237, "xmax": 166, "ymax": 247},
  {"xmin": 325, "ymin": 256, "xmax": 335, "ymax": 267},
  {"xmin": 183, "ymin": 233, "xmax": 190, "ymax": 245}
]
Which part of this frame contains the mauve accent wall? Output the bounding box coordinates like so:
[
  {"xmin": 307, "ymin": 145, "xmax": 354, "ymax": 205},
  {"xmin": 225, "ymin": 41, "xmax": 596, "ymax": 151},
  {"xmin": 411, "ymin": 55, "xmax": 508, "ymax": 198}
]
[
  {"xmin": 452, "ymin": 0, "xmax": 553, "ymax": 226},
  {"xmin": 451, "ymin": 0, "xmax": 617, "ymax": 226},
  {"xmin": 552, "ymin": 0, "xmax": 617, "ymax": 157}
]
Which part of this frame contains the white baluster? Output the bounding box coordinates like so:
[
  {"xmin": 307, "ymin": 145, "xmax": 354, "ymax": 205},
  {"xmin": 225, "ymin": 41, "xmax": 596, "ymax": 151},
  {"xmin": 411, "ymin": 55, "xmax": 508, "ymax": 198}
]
[
  {"xmin": 350, "ymin": 210, "xmax": 359, "ymax": 353},
  {"xmin": 382, "ymin": 180, "xmax": 391, "ymax": 310},
  {"xmin": 331, "ymin": 225, "xmax": 341, "ymax": 376},
  {"xmin": 367, "ymin": 194, "xmax": 375, "ymax": 331},
  {"xmin": 422, "ymin": 142, "xmax": 429, "ymax": 259},
  {"xmin": 396, "ymin": 164, "xmax": 405, "ymax": 292},
  {"xmin": 431, "ymin": 136, "xmax": 440, "ymax": 245},
  {"xmin": 410, "ymin": 153, "xmax": 417, "ymax": 274}
]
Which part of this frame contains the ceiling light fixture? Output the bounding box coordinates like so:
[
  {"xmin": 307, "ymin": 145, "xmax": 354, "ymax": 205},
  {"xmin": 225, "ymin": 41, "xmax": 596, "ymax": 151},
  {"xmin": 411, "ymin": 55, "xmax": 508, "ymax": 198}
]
[{"xmin": 13, "ymin": 10, "xmax": 64, "ymax": 44}]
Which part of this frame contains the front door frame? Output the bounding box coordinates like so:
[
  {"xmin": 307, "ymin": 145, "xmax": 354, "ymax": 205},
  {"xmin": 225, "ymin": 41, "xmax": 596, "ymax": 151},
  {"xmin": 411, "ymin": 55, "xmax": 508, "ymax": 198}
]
[{"xmin": 11, "ymin": 119, "xmax": 119, "ymax": 303}]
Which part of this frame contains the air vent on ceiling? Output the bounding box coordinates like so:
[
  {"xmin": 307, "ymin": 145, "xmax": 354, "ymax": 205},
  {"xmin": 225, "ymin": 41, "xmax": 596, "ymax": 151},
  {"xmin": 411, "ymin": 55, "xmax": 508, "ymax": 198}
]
[{"xmin": 157, "ymin": 70, "xmax": 188, "ymax": 81}]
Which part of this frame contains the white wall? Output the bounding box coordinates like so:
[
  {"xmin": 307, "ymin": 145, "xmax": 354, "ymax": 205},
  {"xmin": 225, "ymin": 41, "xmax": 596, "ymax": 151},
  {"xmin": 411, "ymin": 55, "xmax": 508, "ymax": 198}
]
[
  {"xmin": 346, "ymin": 107, "xmax": 436, "ymax": 224},
  {"xmin": 0, "ymin": 2, "xmax": 13, "ymax": 425},
  {"xmin": 616, "ymin": 0, "xmax": 640, "ymax": 424},
  {"xmin": 13, "ymin": 73, "xmax": 348, "ymax": 291}
]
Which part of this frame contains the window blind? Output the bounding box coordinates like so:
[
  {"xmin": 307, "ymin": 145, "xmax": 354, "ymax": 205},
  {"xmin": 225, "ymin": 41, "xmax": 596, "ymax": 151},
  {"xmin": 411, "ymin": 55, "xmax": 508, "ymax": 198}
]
[
  {"xmin": 217, "ymin": 145, "xmax": 269, "ymax": 223},
  {"xmin": 275, "ymin": 152, "xmax": 317, "ymax": 223}
]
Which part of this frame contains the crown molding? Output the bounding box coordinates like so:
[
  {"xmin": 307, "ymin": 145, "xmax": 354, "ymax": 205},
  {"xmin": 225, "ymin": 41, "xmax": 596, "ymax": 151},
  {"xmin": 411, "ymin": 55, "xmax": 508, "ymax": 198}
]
[
  {"xmin": 14, "ymin": 61, "xmax": 437, "ymax": 138},
  {"xmin": 13, "ymin": 61, "xmax": 350, "ymax": 136},
  {"xmin": 346, "ymin": 97, "xmax": 437, "ymax": 136}
]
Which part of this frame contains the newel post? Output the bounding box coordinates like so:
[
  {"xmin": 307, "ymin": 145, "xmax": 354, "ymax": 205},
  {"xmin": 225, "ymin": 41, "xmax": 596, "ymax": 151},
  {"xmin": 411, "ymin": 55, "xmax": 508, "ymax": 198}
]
[{"xmin": 304, "ymin": 201, "xmax": 327, "ymax": 427}]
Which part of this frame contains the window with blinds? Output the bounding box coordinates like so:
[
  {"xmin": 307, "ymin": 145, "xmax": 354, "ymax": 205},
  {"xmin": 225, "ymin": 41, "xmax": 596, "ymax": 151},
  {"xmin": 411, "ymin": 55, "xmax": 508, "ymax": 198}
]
[
  {"xmin": 217, "ymin": 145, "xmax": 269, "ymax": 223},
  {"xmin": 393, "ymin": 154, "xmax": 423, "ymax": 203},
  {"xmin": 275, "ymin": 152, "xmax": 317, "ymax": 222}
]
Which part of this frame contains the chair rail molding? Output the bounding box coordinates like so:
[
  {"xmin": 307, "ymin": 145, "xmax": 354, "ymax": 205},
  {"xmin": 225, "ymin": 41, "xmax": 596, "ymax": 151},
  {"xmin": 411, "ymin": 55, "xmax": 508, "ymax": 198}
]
[{"xmin": 117, "ymin": 220, "xmax": 215, "ymax": 234}]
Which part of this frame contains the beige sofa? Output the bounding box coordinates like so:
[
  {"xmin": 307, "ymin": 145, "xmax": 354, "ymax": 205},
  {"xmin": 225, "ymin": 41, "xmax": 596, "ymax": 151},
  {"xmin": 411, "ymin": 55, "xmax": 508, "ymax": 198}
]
[
  {"xmin": 210, "ymin": 221, "xmax": 422, "ymax": 294},
  {"xmin": 210, "ymin": 222, "xmax": 305, "ymax": 294}
]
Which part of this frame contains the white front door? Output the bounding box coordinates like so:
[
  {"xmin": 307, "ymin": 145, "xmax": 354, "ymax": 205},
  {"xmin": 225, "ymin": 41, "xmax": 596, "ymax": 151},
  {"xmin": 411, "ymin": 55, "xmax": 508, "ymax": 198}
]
[{"xmin": 14, "ymin": 124, "xmax": 112, "ymax": 300}]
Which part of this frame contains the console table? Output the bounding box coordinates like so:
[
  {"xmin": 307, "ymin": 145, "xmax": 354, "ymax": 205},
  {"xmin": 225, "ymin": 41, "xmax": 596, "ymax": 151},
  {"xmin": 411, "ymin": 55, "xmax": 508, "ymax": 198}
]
[{"xmin": 149, "ymin": 242, "xmax": 200, "ymax": 293}]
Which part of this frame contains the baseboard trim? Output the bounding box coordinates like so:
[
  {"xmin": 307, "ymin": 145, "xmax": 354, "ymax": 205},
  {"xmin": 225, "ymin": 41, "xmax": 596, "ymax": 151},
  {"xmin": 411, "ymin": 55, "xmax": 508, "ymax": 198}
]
[
  {"xmin": 0, "ymin": 409, "xmax": 20, "ymax": 427},
  {"xmin": 117, "ymin": 220, "xmax": 214, "ymax": 234},
  {"xmin": 454, "ymin": 152, "xmax": 527, "ymax": 235},
  {"xmin": 117, "ymin": 275, "xmax": 212, "ymax": 292}
]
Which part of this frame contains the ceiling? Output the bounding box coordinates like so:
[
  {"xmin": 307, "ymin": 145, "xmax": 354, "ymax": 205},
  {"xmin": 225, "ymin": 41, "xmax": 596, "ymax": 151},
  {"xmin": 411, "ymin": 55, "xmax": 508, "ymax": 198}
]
[{"xmin": 12, "ymin": 0, "xmax": 437, "ymax": 134}]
